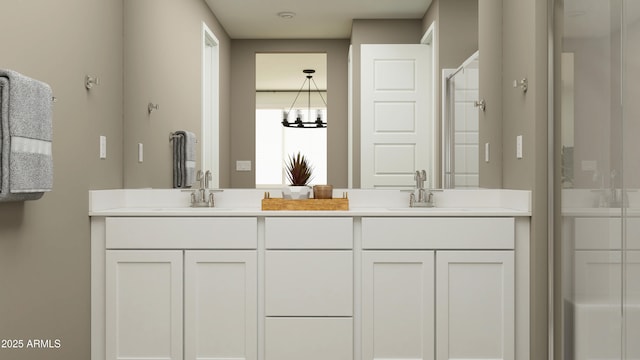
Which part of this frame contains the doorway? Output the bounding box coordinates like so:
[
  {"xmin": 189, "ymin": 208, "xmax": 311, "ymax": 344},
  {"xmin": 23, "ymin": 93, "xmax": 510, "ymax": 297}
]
[{"xmin": 202, "ymin": 23, "xmax": 219, "ymax": 188}]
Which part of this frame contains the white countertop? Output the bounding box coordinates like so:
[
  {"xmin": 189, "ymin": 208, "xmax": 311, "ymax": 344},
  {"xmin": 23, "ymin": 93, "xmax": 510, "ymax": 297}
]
[{"xmin": 89, "ymin": 189, "xmax": 532, "ymax": 217}]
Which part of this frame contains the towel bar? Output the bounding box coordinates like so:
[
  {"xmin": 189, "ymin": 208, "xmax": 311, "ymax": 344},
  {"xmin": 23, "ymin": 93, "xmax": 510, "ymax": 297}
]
[{"xmin": 169, "ymin": 132, "xmax": 198, "ymax": 143}]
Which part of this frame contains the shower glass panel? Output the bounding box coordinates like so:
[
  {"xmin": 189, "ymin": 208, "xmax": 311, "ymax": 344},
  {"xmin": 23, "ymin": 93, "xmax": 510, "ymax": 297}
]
[
  {"xmin": 559, "ymin": 1, "xmax": 640, "ymax": 359},
  {"xmin": 443, "ymin": 51, "xmax": 479, "ymax": 188}
]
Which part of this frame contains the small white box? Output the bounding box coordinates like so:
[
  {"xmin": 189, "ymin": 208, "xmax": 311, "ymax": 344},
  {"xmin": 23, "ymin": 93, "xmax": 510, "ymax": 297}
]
[
  {"xmin": 516, "ymin": 135, "xmax": 523, "ymax": 159},
  {"xmin": 236, "ymin": 160, "xmax": 251, "ymax": 171}
]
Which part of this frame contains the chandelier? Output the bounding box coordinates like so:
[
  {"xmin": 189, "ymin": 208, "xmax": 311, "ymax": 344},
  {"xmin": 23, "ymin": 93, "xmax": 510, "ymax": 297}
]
[{"xmin": 282, "ymin": 69, "xmax": 327, "ymax": 128}]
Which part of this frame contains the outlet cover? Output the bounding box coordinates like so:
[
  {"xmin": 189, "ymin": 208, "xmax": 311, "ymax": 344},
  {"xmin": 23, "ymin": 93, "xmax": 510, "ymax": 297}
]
[
  {"xmin": 516, "ymin": 135, "xmax": 523, "ymax": 159},
  {"xmin": 99, "ymin": 136, "xmax": 107, "ymax": 159}
]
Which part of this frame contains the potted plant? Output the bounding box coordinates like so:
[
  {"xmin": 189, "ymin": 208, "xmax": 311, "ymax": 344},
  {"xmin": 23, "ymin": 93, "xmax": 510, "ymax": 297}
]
[{"xmin": 283, "ymin": 152, "xmax": 313, "ymax": 199}]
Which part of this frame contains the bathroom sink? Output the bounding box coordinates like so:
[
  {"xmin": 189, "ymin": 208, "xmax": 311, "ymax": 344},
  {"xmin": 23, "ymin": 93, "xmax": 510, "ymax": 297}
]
[
  {"xmin": 120, "ymin": 207, "xmax": 251, "ymax": 212},
  {"xmin": 387, "ymin": 207, "xmax": 470, "ymax": 212}
]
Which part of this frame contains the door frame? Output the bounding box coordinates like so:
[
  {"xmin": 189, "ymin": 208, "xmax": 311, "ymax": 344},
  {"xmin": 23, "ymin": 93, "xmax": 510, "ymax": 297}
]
[{"xmin": 202, "ymin": 22, "xmax": 220, "ymax": 188}]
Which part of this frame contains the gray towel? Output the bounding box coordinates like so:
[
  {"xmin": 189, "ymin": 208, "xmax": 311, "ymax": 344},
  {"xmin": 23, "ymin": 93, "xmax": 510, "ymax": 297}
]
[
  {"xmin": 172, "ymin": 130, "xmax": 196, "ymax": 188},
  {"xmin": 0, "ymin": 69, "xmax": 53, "ymax": 202}
]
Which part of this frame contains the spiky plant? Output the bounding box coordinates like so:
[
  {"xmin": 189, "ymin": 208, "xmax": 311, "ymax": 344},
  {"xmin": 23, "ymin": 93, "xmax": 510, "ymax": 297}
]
[{"xmin": 285, "ymin": 152, "xmax": 313, "ymax": 186}]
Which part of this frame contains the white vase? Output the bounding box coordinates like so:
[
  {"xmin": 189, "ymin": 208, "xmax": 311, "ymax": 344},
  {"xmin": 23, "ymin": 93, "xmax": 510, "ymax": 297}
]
[{"xmin": 282, "ymin": 186, "xmax": 311, "ymax": 199}]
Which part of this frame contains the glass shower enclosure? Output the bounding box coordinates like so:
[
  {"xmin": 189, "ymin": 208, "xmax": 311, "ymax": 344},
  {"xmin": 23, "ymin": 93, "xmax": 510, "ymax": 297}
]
[
  {"xmin": 558, "ymin": 1, "xmax": 640, "ymax": 359},
  {"xmin": 443, "ymin": 51, "xmax": 480, "ymax": 189}
]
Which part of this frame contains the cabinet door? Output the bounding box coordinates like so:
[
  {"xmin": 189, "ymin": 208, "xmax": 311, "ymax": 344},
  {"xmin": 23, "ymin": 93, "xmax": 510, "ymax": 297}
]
[
  {"xmin": 106, "ymin": 250, "xmax": 183, "ymax": 360},
  {"xmin": 184, "ymin": 251, "xmax": 257, "ymax": 360},
  {"xmin": 362, "ymin": 251, "xmax": 435, "ymax": 360},
  {"xmin": 265, "ymin": 250, "xmax": 353, "ymax": 316},
  {"xmin": 436, "ymin": 251, "xmax": 514, "ymax": 360}
]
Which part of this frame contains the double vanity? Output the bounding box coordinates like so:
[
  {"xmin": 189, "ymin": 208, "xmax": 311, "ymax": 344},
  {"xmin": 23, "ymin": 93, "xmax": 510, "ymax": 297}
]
[{"xmin": 89, "ymin": 188, "xmax": 531, "ymax": 360}]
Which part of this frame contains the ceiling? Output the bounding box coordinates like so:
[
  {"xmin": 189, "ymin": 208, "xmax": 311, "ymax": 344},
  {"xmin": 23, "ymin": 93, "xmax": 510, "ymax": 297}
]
[{"xmin": 204, "ymin": 0, "xmax": 431, "ymax": 39}]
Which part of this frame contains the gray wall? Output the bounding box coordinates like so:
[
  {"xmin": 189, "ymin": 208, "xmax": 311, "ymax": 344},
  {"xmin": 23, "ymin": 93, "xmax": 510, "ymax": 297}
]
[
  {"xmin": 350, "ymin": 19, "xmax": 424, "ymax": 187},
  {"xmin": 123, "ymin": 0, "xmax": 231, "ymax": 188},
  {"xmin": 0, "ymin": 0, "xmax": 124, "ymax": 359},
  {"xmin": 230, "ymin": 39, "xmax": 350, "ymax": 188}
]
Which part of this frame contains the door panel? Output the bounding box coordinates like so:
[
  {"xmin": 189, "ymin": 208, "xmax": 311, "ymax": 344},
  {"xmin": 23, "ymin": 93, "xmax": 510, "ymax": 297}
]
[
  {"xmin": 184, "ymin": 251, "xmax": 257, "ymax": 360},
  {"xmin": 106, "ymin": 250, "xmax": 183, "ymax": 360},
  {"xmin": 436, "ymin": 251, "xmax": 514, "ymax": 360},
  {"xmin": 361, "ymin": 44, "xmax": 431, "ymax": 188},
  {"xmin": 362, "ymin": 251, "xmax": 435, "ymax": 360}
]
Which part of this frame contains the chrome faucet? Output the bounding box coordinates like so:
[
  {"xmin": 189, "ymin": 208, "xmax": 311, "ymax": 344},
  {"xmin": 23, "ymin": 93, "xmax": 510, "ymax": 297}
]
[
  {"xmin": 592, "ymin": 170, "xmax": 630, "ymax": 208},
  {"xmin": 187, "ymin": 170, "xmax": 221, "ymax": 207},
  {"xmin": 608, "ymin": 170, "xmax": 628, "ymax": 208},
  {"xmin": 410, "ymin": 170, "xmax": 436, "ymax": 207}
]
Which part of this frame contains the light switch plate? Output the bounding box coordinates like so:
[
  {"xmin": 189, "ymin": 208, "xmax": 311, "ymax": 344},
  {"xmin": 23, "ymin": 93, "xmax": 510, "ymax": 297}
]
[
  {"xmin": 236, "ymin": 160, "xmax": 251, "ymax": 171},
  {"xmin": 516, "ymin": 135, "xmax": 523, "ymax": 159},
  {"xmin": 581, "ymin": 160, "xmax": 597, "ymax": 171},
  {"xmin": 99, "ymin": 136, "xmax": 107, "ymax": 159}
]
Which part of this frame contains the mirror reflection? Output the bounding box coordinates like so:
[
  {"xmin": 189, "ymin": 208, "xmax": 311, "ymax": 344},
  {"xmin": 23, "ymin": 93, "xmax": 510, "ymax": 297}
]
[
  {"xmin": 443, "ymin": 51, "xmax": 480, "ymax": 188},
  {"xmin": 255, "ymin": 53, "xmax": 328, "ymax": 187},
  {"xmin": 194, "ymin": 1, "xmax": 488, "ymax": 190}
]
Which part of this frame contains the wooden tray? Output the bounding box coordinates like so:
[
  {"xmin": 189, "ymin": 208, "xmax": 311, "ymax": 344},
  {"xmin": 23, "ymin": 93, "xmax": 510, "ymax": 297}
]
[{"xmin": 261, "ymin": 197, "xmax": 349, "ymax": 211}]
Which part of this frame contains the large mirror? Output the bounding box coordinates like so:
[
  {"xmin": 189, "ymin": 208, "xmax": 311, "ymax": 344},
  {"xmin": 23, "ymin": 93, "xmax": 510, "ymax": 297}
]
[{"xmin": 124, "ymin": 0, "xmax": 499, "ymax": 190}]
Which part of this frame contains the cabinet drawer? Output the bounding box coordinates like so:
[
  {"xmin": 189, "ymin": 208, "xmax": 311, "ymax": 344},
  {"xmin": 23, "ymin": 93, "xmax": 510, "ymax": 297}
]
[
  {"xmin": 362, "ymin": 217, "xmax": 514, "ymax": 249},
  {"xmin": 265, "ymin": 217, "xmax": 353, "ymax": 249},
  {"xmin": 105, "ymin": 217, "xmax": 257, "ymax": 249},
  {"xmin": 574, "ymin": 217, "xmax": 622, "ymax": 250},
  {"xmin": 265, "ymin": 251, "xmax": 353, "ymax": 316},
  {"xmin": 265, "ymin": 317, "xmax": 353, "ymax": 360}
]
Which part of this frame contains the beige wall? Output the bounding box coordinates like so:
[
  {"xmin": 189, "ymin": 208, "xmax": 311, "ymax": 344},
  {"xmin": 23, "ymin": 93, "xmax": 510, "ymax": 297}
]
[
  {"xmin": 230, "ymin": 39, "xmax": 350, "ymax": 188},
  {"xmin": 0, "ymin": 0, "xmax": 124, "ymax": 359},
  {"xmin": 421, "ymin": 0, "xmax": 478, "ymax": 188},
  {"xmin": 123, "ymin": 0, "xmax": 231, "ymax": 188},
  {"xmin": 478, "ymin": 0, "xmax": 503, "ymax": 188},
  {"xmin": 502, "ymin": 1, "xmax": 549, "ymax": 359},
  {"xmin": 0, "ymin": 2, "xmax": 553, "ymax": 359},
  {"xmin": 350, "ymin": 19, "xmax": 424, "ymax": 187}
]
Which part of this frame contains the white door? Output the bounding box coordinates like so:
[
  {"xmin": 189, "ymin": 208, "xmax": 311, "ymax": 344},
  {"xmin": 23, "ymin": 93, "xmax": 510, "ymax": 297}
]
[
  {"xmin": 362, "ymin": 251, "xmax": 435, "ymax": 360},
  {"xmin": 184, "ymin": 251, "xmax": 257, "ymax": 360},
  {"xmin": 106, "ymin": 250, "xmax": 183, "ymax": 360},
  {"xmin": 361, "ymin": 44, "xmax": 432, "ymax": 188},
  {"xmin": 436, "ymin": 251, "xmax": 514, "ymax": 360}
]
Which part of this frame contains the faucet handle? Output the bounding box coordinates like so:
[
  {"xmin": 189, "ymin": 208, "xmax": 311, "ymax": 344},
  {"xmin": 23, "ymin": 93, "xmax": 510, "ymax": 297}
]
[{"xmin": 205, "ymin": 170, "xmax": 212, "ymax": 189}]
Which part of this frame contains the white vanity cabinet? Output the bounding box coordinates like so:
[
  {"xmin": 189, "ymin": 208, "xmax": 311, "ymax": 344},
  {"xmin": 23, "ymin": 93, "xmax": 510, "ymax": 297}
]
[
  {"xmin": 90, "ymin": 189, "xmax": 531, "ymax": 360},
  {"xmin": 264, "ymin": 217, "xmax": 354, "ymax": 360},
  {"xmin": 362, "ymin": 217, "xmax": 517, "ymax": 360},
  {"xmin": 96, "ymin": 217, "xmax": 258, "ymax": 360}
]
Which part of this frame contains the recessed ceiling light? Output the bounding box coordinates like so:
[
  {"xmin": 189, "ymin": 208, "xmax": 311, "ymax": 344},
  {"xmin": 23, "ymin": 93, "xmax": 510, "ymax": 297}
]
[{"xmin": 277, "ymin": 11, "xmax": 296, "ymax": 19}]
